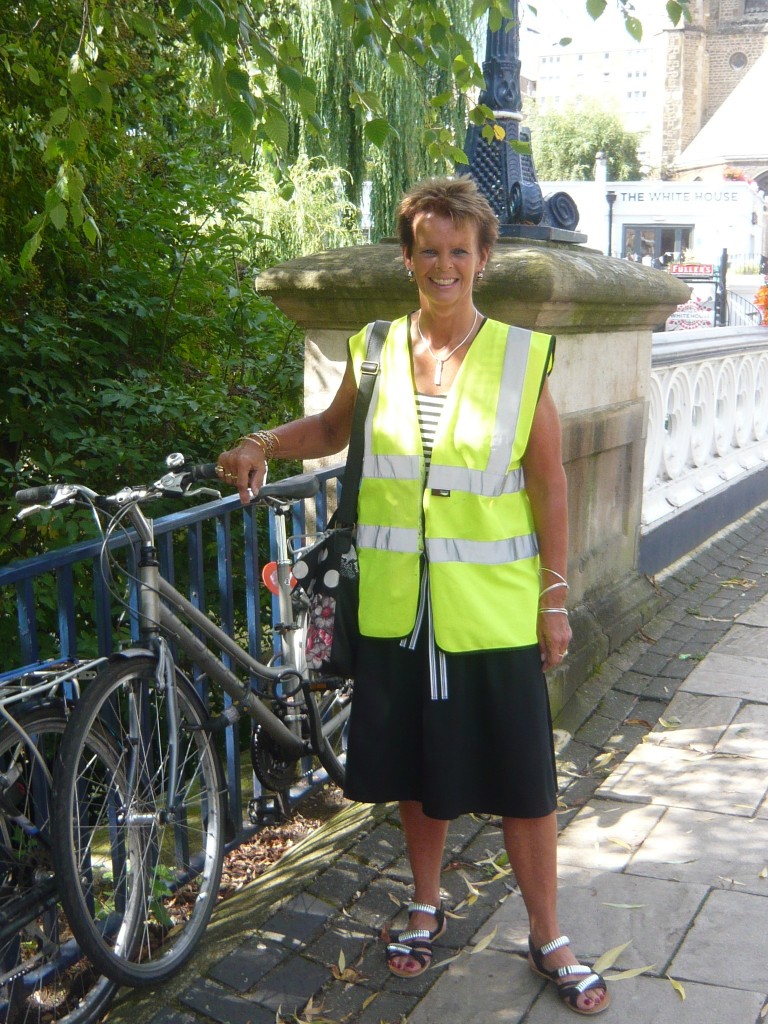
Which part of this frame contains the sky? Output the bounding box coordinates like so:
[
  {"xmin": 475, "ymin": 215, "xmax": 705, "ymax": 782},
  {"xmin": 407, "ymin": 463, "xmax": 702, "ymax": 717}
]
[{"xmin": 518, "ymin": 0, "xmax": 670, "ymax": 71}]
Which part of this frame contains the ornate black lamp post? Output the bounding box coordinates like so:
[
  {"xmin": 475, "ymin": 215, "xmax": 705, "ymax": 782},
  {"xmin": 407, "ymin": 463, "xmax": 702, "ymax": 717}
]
[{"xmin": 460, "ymin": 6, "xmax": 585, "ymax": 242}]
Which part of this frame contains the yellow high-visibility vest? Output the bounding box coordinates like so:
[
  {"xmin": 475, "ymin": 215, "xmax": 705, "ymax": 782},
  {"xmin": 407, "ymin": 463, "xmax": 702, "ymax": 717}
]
[{"xmin": 350, "ymin": 315, "xmax": 555, "ymax": 652}]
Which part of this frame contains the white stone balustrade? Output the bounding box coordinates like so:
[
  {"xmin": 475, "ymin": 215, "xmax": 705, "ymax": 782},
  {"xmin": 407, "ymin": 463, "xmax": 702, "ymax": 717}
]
[{"xmin": 643, "ymin": 326, "xmax": 768, "ymax": 529}]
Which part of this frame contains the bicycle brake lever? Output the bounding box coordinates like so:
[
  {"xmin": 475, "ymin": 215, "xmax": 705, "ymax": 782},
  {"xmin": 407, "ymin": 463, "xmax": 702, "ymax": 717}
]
[
  {"xmin": 185, "ymin": 485, "xmax": 222, "ymax": 499},
  {"xmin": 15, "ymin": 485, "xmax": 78, "ymax": 518},
  {"xmin": 15, "ymin": 504, "xmax": 43, "ymax": 520}
]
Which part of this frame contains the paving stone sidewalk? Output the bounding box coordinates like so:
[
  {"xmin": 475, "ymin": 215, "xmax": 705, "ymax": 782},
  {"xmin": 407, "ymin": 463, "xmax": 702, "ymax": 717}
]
[{"xmin": 104, "ymin": 503, "xmax": 768, "ymax": 1024}]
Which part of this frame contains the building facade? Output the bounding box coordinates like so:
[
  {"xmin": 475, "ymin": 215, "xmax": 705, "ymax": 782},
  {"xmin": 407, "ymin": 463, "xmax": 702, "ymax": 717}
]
[
  {"xmin": 525, "ymin": 0, "xmax": 768, "ymax": 183},
  {"xmin": 663, "ymin": 0, "xmax": 768, "ymax": 179},
  {"xmin": 539, "ymin": 177, "xmax": 766, "ymax": 268}
]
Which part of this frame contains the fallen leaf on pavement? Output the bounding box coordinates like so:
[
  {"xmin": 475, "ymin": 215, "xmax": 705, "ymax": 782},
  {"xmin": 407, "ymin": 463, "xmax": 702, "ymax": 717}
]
[
  {"xmin": 592, "ymin": 940, "xmax": 632, "ymax": 973},
  {"xmin": 668, "ymin": 974, "xmax": 686, "ymax": 1000},
  {"xmin": 470, "ymin": 927, "xmax": 497, "ymax": 954},
  {"xmin": 604, "ymin": 964, "xmax": 656, "ymax": 980},
  {"xmin": 607, "ymin": 837, "xmax": 634, "ymax": 852}
]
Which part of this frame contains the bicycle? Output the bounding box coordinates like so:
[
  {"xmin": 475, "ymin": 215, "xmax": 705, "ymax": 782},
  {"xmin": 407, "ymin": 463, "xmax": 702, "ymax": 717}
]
[
  {"xmin": 0, "ymin": 659, "xmax": 118, "ymax": 1023},
  {"xmin": 14, "ymin": 456, "xmax": 352, "ymax": 990}
]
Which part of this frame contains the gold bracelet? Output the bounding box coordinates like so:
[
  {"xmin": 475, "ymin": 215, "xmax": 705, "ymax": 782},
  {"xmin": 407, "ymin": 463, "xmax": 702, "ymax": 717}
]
[{"xmin": 239, "ymin": 430, "xmax": 280, "ymax": 459}]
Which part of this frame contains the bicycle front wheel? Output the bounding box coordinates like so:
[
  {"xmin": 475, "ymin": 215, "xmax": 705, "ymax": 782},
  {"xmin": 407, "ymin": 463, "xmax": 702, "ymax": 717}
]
[
  {"xmin": 0, "ymin": 703, "xmax": 118, "ymax": 1024},
  {"xmin": 51, "ymin": 656, "xmax": 226, "ymax": 988}
]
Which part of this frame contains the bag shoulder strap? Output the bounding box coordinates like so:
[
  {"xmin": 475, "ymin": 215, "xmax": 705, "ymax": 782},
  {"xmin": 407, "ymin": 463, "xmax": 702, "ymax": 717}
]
[{"xmin": 336, "ymin": 319, "xmax": 390, "ymax": 525}]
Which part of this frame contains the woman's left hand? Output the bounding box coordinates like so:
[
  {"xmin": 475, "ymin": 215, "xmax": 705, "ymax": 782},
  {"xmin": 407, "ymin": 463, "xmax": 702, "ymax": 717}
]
[{"xmin": 537, "ymin": 608, "xmax": 572, "ymax": 672}]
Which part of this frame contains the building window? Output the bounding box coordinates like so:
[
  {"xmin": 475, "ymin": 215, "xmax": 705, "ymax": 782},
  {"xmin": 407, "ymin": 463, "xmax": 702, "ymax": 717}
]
[
  {"xmin": 623, "ymin": 225, "xmax": 693, "ymax": 266},
  {"xmin": 729, "ymin": 51, "xmax": 747, "ymax": 70}
]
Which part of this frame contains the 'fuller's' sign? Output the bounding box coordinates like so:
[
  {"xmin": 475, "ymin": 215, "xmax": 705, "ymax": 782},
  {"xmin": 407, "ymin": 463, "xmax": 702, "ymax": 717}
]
[{"xmin": 670, "ymin": 263, "xmax": 715, "ymax": 277}]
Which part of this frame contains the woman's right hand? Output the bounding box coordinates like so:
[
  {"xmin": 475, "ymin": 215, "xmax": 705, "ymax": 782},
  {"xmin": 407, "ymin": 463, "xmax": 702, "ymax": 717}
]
[{"xmin": 216, "ymin": 437, "xmax": 268, "ymax": 504}]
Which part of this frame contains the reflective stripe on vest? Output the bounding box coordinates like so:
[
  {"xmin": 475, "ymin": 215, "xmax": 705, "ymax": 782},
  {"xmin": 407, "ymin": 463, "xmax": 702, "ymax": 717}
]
[
  {"xmin": 427, "ymin": 464, "xmax": 525, "ymax": 498},
  {"xmin": 362, "ymin": 453, "xmax": 421, "ymax": 481},
  {"xmin": 350, "ymin": 316, "xmax": 555, "ymax": 651},
  {"xmin": 426, "ymin": 533, "xmax": 539, "ymax": 565},
  {"xmin": 356, "ymin": 523, "xmax": 420, "ymax": 554}
]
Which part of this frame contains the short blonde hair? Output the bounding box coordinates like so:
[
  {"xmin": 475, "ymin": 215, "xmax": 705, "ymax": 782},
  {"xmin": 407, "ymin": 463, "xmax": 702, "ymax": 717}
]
[{"xmin": 396, "ymin": 176, "xmax": 499, "ymax": 256}]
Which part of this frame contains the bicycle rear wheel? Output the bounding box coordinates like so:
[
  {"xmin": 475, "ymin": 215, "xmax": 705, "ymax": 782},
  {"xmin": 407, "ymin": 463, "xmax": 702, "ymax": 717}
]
[
  {"xmin": 51, "ymin": 655, "xmax": 225, "ymax": 988},
  {"xmin": 0, "ymin": 703, "xmax": 118, "ymax": 1024}
]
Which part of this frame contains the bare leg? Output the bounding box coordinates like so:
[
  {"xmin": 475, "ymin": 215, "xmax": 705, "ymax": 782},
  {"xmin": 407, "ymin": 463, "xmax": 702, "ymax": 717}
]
[
  {"xmin": 387, "ymin": 800, "xmax": 449, "ymax": 976},
  {"xmin": 503, "ymin": 813, "xmax": 608, "ymax": 1013}
]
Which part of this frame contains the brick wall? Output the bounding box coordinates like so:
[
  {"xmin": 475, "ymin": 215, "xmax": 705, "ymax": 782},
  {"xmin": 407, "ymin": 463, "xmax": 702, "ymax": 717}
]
[{"xmin": 662, "ymin": 0, "xmax": 768, "ymax": 170}]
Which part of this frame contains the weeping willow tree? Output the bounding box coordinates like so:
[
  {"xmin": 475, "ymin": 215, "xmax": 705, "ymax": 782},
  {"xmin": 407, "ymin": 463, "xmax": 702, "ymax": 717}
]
[{"xmin": 276, "ymin": 0, "xmax": 479, "ymax": 240}]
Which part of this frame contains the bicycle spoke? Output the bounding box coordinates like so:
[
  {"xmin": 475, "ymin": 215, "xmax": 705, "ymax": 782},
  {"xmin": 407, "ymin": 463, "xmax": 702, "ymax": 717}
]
[{"xmin": 53, "ymin": 658, "xmax": 225, "ymax": 987}]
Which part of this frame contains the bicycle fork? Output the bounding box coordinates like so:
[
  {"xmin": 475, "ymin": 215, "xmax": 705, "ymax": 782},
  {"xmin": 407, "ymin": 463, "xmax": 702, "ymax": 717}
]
[{"xmin": 121, "ymin": 538, "xmax": 183, "ymax": 825}]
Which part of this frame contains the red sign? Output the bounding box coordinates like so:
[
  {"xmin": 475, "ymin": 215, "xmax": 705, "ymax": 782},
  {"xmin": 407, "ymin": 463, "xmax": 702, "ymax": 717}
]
[{"xmin": 670, "ymin": 263, "xmax": 714, "ymax": 277}]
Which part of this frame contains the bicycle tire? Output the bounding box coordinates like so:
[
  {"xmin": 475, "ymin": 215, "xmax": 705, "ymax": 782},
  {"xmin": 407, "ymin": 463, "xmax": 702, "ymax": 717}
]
[
  {"xmin": 0, "ymin": 703, "xmax": 118, "ymax": 1024},
  {"xmin": 51, "ymin": 656, "xmax": 226, "ymax": 988}
]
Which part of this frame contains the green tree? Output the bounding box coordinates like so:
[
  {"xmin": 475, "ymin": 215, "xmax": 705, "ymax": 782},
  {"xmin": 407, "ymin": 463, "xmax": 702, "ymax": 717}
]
[
  {"xmin": 528, "ymin": 103, "xmax": 643, "ymax": 181},
  {"xmin": 1, "ymin": 1, "xmax": 692, "ymax": 264}
]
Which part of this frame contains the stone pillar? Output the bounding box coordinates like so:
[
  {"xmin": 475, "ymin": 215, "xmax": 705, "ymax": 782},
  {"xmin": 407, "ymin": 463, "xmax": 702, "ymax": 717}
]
[{"xmin": 256, "ymin": 241, "xmax": 689, "ymax": 713}]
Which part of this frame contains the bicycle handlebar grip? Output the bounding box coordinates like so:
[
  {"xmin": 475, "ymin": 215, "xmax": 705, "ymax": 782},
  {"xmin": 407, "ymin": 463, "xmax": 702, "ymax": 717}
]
[
  {"xmin": 15, "ymin": 485, "xmax": 58, "ymax": 505},
  {"xmin": 187, "ymin": 463, "xmax": 219, "ymax": 481}
]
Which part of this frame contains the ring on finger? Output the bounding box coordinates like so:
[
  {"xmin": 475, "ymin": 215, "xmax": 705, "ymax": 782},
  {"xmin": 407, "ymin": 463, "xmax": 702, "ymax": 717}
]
[{"xmin": 215, "ymin": 464, "xmax": 225, "ymax": 477}]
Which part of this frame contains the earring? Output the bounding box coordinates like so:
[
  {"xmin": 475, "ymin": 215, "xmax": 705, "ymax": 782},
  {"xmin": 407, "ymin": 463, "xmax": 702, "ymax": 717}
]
[
  {"xmin": 477, "ymin": 269, "xmax": 485, "ymax": 280},
  {"xmin": 407, "ymin": 269, "xmax": 414, "ymax": 281}
]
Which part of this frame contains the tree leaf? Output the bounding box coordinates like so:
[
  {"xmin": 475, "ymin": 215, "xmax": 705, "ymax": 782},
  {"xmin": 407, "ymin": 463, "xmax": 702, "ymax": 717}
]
[
  {"xmin": 19, "ymin": 227, "xmax": 43, "ymax": 269},
  {"xmin": 364, "ymin": 117, "xmax": 396, "ymax": 148},
  {"xmin": 225, "ymin": 64, "xmax": 251, "ymax": 92},
  {"xmin": 264, "ymin": 107, "xmax": 290, "ymax": 151},
  {"xmin": 624, "ymin": 15, "xmax": 643, "ymax": 41},
  {"xmin": 459, "ymin": 871, "xmax": 482, "ymax": 897},
  {"xmin": 191, "ymin": 0, "xmax": 226, "ymax": 30},
  {"xmin": 667, "ymin": 974, "xmax": 686, "ymax": 1000},
  {"xmin": 605, "ymin": 964, "xmax": 656, "ymax": 980},
  {"xmin": 607, "ymin": 837, "xmax": 634, "ymax": 851},
  {"xmin": 470, "ymin": 926, "xmax": 497, "ymax": 953},
  {"xmin": 592, "ymin": 940, "xmax": 632, "ymax": 974},
  {"xmin": 49, "ymin": 203, "xmax": 68, "ymax": 231},
  {"xmin": 277, "ymin": 64, "xmax": 303, "ymax": 93}
]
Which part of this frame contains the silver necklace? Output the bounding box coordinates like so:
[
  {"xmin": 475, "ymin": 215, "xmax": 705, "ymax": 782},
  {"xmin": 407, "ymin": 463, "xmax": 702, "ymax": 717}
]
[{"xmin": 416, "ymin": 309, "xmax": 479, "ymax": 386}]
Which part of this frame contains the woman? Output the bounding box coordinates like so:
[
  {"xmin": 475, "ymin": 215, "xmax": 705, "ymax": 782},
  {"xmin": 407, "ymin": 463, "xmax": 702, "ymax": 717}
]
[{"xmin": 217, "ymin": 176, "xmax": 609, "ymax": 1016}]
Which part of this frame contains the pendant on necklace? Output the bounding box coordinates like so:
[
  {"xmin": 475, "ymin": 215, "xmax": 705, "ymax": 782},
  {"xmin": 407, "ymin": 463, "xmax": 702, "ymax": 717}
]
[{"xmin": 433, "ymin": 360, "xmax": 444, "ymax": 387}]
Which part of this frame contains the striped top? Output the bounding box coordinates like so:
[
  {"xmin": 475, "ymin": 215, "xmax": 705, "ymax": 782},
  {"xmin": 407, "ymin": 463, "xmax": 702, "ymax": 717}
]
[{"xmin": 415, "ymin": 392, "xmax": 448, "ymax": 471}]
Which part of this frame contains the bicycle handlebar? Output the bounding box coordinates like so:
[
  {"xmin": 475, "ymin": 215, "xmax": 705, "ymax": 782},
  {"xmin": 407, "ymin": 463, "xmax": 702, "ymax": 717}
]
[
  {"xmin": 186, "ymin": 463, "xmax": 219, "ymax": 481},
  {"xmin": 15, "ymin": 460, "xmax": 321, "ymax": 509},
  {"xmin": 15, "ymin": 484, "xmax": 59, "ymax": 505},
  {"xmin": 182, "ymin": 463, "xmax": 320, "ymax": 501}
]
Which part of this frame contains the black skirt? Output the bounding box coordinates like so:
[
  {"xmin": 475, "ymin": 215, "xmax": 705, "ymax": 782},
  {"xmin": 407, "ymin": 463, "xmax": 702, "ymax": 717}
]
[{"xmin": 343, "ymin": 630, "xmax": 558, "ymax": 821}]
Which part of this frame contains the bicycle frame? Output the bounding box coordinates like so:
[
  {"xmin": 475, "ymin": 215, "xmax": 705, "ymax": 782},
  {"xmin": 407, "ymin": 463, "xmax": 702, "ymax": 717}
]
[{"xmin": 121, "ymin": 488, "xmax": 339, "ymax": 771}]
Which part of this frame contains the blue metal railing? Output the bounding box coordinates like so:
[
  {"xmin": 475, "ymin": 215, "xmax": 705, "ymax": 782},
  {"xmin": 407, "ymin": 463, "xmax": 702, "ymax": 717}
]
[{"xmin": 0, "ymin": 464, "xmax": 344, "ymax": 838}]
